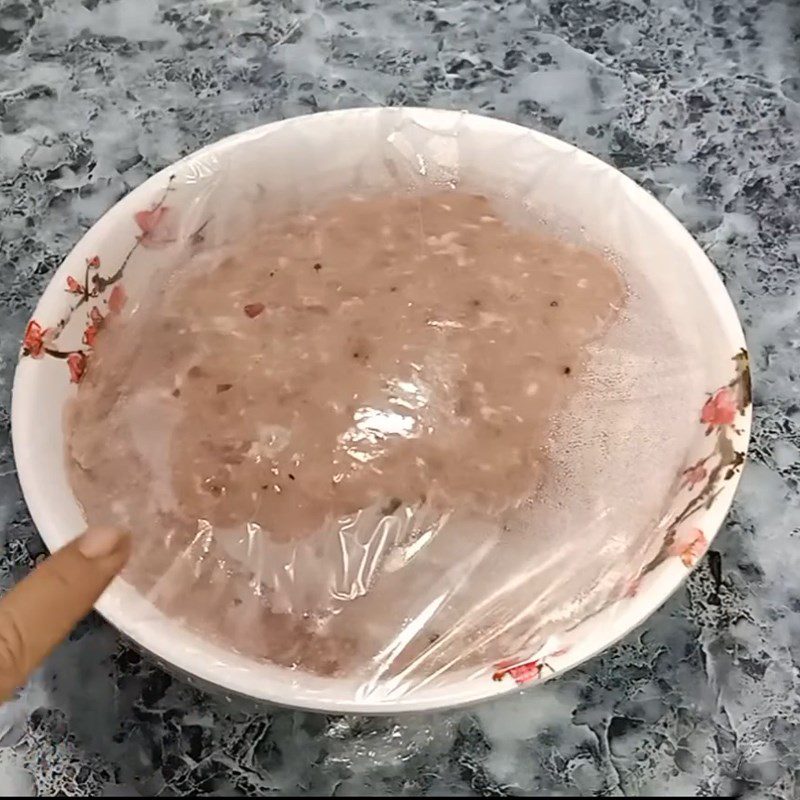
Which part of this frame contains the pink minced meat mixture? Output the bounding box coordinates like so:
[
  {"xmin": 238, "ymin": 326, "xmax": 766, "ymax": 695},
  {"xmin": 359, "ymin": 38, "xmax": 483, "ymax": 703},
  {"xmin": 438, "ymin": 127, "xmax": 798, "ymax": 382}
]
[{"xmin": 66, "ymin": 191, "xmax": 624, "ymax": 674}]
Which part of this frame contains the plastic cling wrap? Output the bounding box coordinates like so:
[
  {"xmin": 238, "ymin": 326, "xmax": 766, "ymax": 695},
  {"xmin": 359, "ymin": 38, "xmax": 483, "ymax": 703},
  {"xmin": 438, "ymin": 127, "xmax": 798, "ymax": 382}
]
[{"xmin": 51, "ymin": 110, "xmax": 744, "ymax": 707}]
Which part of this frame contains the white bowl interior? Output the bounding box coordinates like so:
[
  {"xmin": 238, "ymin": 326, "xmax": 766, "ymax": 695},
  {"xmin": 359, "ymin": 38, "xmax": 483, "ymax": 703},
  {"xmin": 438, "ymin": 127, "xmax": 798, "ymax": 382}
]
[{"xmin": 11, "ymin": 108, "xmax": 749, "ymax": 713}]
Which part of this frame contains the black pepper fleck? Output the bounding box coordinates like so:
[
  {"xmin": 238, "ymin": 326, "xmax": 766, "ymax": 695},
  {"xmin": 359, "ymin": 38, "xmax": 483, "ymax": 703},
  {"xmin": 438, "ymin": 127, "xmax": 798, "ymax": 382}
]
[
  {"xmin": 563, "ymin": 366, "xmax": 572, "ymax": 375},
  {"xmin": 288, "ymin": 473, "xmax": 296, "ymax": 481},
  {"xmin": 171, "ymin": 388, "xmax": 181, "ymax": 398},
  {"xmin": 550, "ymin": 300, "xmax": 559, "ymax": 307},
  {"xmin": 313, "ymin": 262, "xmax": 322, "ymax": 271}
]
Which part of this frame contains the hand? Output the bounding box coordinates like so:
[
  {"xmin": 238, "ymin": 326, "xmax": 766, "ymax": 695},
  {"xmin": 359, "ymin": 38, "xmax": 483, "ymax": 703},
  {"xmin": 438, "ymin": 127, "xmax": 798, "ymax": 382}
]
[{"xmin": 0, "ymin": 527, "xmax": 130, "ymax": 702}]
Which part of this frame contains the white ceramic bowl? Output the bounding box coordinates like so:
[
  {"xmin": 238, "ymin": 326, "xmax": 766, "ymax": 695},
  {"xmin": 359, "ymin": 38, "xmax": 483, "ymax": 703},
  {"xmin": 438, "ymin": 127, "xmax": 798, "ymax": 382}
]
[{"xmin": 11, "ymin": 108, "xmax": 751, "ymax": 714}]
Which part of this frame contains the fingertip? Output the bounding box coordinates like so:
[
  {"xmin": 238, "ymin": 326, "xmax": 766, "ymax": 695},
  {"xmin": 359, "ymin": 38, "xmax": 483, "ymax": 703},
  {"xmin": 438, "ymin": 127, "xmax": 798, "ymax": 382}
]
[
  {"xmin": 0, "ymin": 528, "xmax": 132, "ymax": 699},
  {"xmin": 76, "ymin": 527, "xmax": 131, "ymax": 561}
]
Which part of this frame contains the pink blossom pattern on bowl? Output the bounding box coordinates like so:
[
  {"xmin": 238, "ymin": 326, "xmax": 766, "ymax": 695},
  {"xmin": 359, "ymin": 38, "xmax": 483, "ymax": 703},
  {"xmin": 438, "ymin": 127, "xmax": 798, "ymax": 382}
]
[
  {"xmin": 20, "ymin": 178, "xmax": 175, "ymax": 383},
  {"xmin": 492, "ymin": 350, "xmax": 751, "ymax": 685}
]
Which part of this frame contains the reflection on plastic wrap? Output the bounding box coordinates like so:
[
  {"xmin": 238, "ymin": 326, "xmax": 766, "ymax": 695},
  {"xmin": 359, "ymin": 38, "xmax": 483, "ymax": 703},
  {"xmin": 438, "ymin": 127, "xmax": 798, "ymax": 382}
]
[{"xmin": 63, "ymin": 116, "xmax": 706, "ymax": 702}]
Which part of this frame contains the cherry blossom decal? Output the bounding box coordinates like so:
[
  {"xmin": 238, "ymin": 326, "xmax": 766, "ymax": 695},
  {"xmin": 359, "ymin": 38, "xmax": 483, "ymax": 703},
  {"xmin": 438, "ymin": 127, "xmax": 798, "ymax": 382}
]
[
  {"xmin": 19, "ymin": 177, "xmax": 176, "ymax": 383},
  {"xmin": 491, "ymin": 350, "xmax": 751, "ymax": 686},
  {"xmin": 681, "ymin": 458, "xmax": 709, "ymax": 489},
  {"xmin": 701, "ymin": 386, "xmax": 738, "ymax": 428},
  {"xmin": 22, "ymin": 320, "xmax": 50, "ymax": 358},
  {"xmin": 492, "ymin": 658, "xmax": 546, "ymax": 685},
  {"xmin": 135, "ymin": 205, "xmax": 174, "ymax": 248},
  {"xmin": 492, "ymin": 648, "xmax": 569, "ymax": 685},
  {"xmin": 67, "ymin": 352, "xmax": 87, "ymax": 384},
  {"xmin": 668, "ymin": 527, "xmax": 708, "ymax": 568},
  {"xmin": 628, "ymin": 349, "xmax": 750, "ymax": 585}
]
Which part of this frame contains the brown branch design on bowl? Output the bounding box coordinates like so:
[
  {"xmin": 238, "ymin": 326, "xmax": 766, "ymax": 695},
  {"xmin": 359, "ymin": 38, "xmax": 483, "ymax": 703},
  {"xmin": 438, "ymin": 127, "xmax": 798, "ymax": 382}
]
[
  {"xmin": 493, "ymin": 349, "xmax": 752, "ymax": 686},
  {"xmin": 20, "ymin": 176, "xmax": 177, "ymax": 382}
]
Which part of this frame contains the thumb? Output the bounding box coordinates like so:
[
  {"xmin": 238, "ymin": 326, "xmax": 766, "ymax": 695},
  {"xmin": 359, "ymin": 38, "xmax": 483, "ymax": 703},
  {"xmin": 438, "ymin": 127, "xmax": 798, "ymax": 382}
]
[{"xmin": 0, "ymin": 527, "xmax": 130, "ymax": 702}]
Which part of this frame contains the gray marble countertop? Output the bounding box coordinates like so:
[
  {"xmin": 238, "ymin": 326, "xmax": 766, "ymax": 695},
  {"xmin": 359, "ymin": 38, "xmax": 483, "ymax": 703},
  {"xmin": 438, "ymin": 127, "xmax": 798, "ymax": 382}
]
[{"xmin": 1, "ymin": 0, "xmax": 798, "ymax": 795}]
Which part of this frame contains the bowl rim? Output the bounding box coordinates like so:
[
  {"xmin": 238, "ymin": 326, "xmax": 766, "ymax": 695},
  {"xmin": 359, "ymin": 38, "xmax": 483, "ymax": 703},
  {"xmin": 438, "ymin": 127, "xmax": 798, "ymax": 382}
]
[{"xmin": 11, "ymin": 106, "xmax": 751, "ymax": 714}]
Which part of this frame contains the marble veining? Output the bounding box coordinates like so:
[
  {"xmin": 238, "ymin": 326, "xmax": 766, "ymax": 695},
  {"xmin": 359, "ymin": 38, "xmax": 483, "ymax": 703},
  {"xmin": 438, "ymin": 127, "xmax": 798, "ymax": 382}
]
[{"xmin": 1, "ymin": 0, "xmax": 799, "ymax": 795}]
